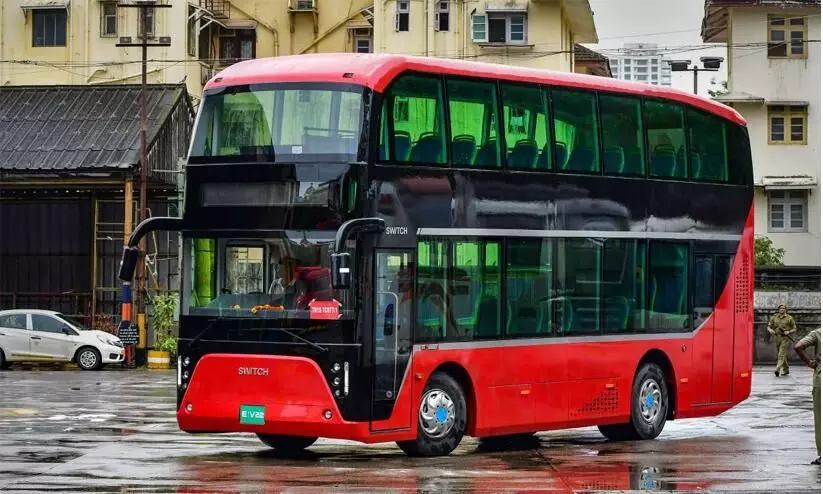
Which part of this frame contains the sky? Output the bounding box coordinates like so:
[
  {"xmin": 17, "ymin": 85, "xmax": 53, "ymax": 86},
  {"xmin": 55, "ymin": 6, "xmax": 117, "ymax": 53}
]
[{"xmin": 586, "ymin": 0, "xmax": 727, "ymax": 97}]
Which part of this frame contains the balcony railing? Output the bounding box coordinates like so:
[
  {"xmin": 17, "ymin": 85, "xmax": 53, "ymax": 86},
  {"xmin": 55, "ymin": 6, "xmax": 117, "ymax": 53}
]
[{"xmin": 201, "ymin": 0, "xmax": 229, "ymax": 18}]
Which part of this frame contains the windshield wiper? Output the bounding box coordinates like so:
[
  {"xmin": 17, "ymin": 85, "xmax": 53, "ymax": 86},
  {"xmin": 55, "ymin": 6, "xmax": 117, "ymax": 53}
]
[
  {"xmin": 262, "ymin": 327, "xmax": 329, "ymax": 353},
  {"xmin": 187, "ymin": 318, "xmax": 218, "ymax": 350}
]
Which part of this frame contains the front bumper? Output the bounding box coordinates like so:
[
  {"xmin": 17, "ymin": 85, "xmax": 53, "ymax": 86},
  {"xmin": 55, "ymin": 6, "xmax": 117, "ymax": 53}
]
[
  {"xmin": 176, "ymin": 353, "xmax": 413, "ymax": 443},
  {"xmin": 100, "ymin": 345, "xmax": 125, "ymax": 363}
]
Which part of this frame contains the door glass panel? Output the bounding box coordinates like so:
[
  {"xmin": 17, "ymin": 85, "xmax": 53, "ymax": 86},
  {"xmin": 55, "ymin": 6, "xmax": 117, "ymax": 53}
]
[
  {"xmin": 374, "ymin": 251, "xmax": 413, "ymax": 404},
  {"xmin": 0, "ymin": 314, "xmax": 26, "ymax": 329},
  {"xmin": 31, "ymin": 315, "xmax": 65, "ymax": 334},
  {"xmin": 694, "ymin": 255, "xmax": 713, "ymax": 329}
]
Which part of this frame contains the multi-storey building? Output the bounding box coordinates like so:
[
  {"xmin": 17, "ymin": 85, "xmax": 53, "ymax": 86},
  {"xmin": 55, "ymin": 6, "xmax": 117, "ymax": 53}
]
[
  {"xmin": 374, "ymin": 0, "xmax": 598, "ymax": 72},
  {"xmin": 608, "ymin": 43, "xmax": 672, "ymax": 86},
  {"xmin": 702, "ymin": 0, "xmax": 821, "ymax": 267}
]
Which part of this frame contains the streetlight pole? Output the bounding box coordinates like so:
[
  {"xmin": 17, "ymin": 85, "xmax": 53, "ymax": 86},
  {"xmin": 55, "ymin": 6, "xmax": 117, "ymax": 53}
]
[
  {"xmin": 669, "ymin": 57, "xmax": 724, "ymax": 95},
  {"xmin": 116, "ymin": 0, "xmax": 171, "ymax": 366}
]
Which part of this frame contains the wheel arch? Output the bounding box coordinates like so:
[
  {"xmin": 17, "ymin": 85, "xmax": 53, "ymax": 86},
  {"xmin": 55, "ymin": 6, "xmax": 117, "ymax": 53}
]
[
  {"xmin": 637, "ymin": 349, "xmax": 676, "ymax": 420},
  {"xmin": 429, "ymin": 361, "xmax": 477, "ymax": 435}
]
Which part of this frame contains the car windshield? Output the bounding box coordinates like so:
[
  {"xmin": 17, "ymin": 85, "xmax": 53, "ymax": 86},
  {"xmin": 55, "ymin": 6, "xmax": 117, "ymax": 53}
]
[
  {"xmin": 182, "ymin": 231, "xmax": 354, "ymax": 320},
  {"xmin": 189, "ymin": 83, "xmax": 366, "ymax": 163}
]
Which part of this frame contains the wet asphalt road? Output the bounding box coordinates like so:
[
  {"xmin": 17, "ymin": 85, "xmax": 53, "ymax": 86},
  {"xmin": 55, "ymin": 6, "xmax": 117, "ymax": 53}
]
[{"xmin": 0, "ymin": 367, "xmax": 820, "ymax": 493}]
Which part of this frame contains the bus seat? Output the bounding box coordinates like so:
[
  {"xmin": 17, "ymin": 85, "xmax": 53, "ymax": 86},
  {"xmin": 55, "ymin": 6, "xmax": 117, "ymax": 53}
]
[
  {"xmin": 410, "ymin": 133, "xmax": 443, "ymax": 163},
  {"xmin": 604, "ymin": 147, "xmax": 625, "ymax": 173},
  {"xmin": 452, "ymin": 134, "xmax": 477, "ymax": 165},
  {"xmin": 509, "ymin": 140, "xmax": 539, "ymax": 169},
  {"xmin": 603, "ymin": 296, "xmax": 630, "ymax": 331},
  {"xmin": 474, "ymin": 139, "xmax": 499, "ymax": 167},
  {"xmin": 673, "ymin": 147, "xmax": 687, "ymax": 177},
  {"xmin": 474, "ymin": 297, "xmax": 500, "ymax": 338},
  {"xmin": 650, "ymin": 146, "xmax": 675, "ymax": 176},
  {"xmin": 509, "ymin": 305, "xmax": 539, "ymax": 335},
  {"xmin": 624, "ymin": 150, "xmax": 644, "ymax": 175},
  {"xmin": 393, "ymin": 131, "xmax": 411, "ymax": 161},
  {"xmin": 566, "ymin": 148, "xmax": 596, "ymax": 172},
  {"xmin": 554, "ymin": 143, "xmax": 568, "ymax": 168}
]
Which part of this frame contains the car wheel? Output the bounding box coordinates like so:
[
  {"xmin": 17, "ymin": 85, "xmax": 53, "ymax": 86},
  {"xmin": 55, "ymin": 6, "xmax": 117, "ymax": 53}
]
[
  {"xmin": 397, "ymin": 372, "xmax": 467, "ymax": 457},
  {"xmin": 257, "ymin": 434, "xmax": 317, "ymax": 453},
  {"xmin": 599, "ymin": 362, "xmax": 669, "ymax": 441},
  {"xmin": 0, "ymin": 349, "xmax": 7, "ymax": 370},
  {"xmin": 77, "ymin": 347, "xmax": 102, "ymax": 371}
]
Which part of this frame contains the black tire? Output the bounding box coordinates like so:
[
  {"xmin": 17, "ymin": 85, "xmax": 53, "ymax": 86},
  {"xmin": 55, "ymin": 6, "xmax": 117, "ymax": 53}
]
[
  {"xmin": 76, "ymin": 347, "xmax": 102, "ymax": 371},
  {"xmin": 599, "ymin": 362, "xmax": 669, "ymax": 441},
  {"xmin": 0, "ymin": 349, "xmax": 7, "ymax": 370},
  {"xmin": 397, "ymin": 372, "xmax": 467, "ymax": 457},
  {"xmin": 257, "ymin": 434, "xmax": 317, "ymax": 452}
]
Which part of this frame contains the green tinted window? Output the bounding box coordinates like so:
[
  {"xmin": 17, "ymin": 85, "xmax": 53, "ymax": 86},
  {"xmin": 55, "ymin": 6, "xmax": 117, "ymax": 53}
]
[
  {"xmin": 648, "ymin": 243, "xmax": 689, "ymax": 331},
  {"xmin": 447, "ymin": 78, "xmax": 501, "ymax": 168},
  {"xmin": 501, "ymin": 84, "xmax": 550, "ymax": 170},
  {"xmin": 687, "ymin": 108, "xmax": 729, "ymax": 182},
  {"xmin": 416, "ymin": 240, "xmax": 448, "ymax": 341},
  {"xmin": 507, "ymin": 239, "xmax": 552, "ymax": 336},
  {"xmin": 389, "ymin": 75, "xmax": 447, "ymax": 165},
  {"xmin": 556, "ymin": 239, "xmax": 601, "ymax": 335},
  {"xmin": 727, "ymin": 123, "xmax": 753, "ymax": 185},
  {"xmin": 600, "ymin": 94, "xmax": 644, "ymax": 175},
  {"xmin": 551, "ymin": 89, "xmax": 600, "ymax": 173},
  {"xmin": 602, "ymin": 240, "xmax": 646, "ymax": 333},
  {"xmin": 452, "ymin": 241, "xmax": 502, "ymax": 339},
  {"xmin": 646, "ymin": 100, "xmax": 687, "ymax": 179}
]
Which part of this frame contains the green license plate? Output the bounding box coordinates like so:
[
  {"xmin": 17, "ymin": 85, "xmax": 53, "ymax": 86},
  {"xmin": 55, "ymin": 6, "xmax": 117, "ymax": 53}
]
[{"xmin": 239, "ymin": 405, "xmax": 265, "ymax": 425}]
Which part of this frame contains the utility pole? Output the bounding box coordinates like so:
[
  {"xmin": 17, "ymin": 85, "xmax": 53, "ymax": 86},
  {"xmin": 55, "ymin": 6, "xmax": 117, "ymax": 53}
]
[{"xmin": 116, "ymin": 0, "xmax": 171, "ymax": 366}]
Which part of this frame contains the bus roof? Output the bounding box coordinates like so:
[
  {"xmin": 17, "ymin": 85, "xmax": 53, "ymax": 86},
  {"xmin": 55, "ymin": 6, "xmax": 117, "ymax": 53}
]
[{"xmin": 204, "ymin": 53, "xmax": 746, "ymax": 126}]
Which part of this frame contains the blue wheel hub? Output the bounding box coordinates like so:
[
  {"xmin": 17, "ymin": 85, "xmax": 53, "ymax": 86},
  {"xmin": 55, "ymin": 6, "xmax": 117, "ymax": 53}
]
[
  {"xmin": 645, "ymin": 395, "xmax": 654, "ymax": 408},
  {"xmin": 434, "ymin": 406, "xmax": 448, "ymax": 424}
]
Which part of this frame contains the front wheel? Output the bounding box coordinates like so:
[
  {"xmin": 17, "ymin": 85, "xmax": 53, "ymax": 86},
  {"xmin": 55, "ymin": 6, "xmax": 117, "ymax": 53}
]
[
  {"xmin": 257, "ymin": 434, "xmax": 317, "ymax": 453},
  {"xmin": 76, "ymin": 347, "xmax": 102, "ymax": 371},
  {"xmin": 599, "ymin": 362, "xmax": 669, "ymax": 441},
  {"xmin": 397, "ymin": 372, "xmax": 467, "ymax": 457}
]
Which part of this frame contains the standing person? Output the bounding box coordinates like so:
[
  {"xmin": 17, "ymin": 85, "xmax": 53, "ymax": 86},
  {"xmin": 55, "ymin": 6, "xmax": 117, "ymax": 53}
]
[
  {"xmin": 794, "ymin": 327, "xmax": 820, "ymax": 465},
  {"xmin": 768, "ymin": 303, "xmax": 796, "ymax": 376}
]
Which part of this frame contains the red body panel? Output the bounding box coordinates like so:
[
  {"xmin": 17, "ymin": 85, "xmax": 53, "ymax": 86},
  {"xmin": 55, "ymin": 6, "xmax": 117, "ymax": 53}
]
[
  {"xmin": 203, "ymin": 53, "xmax": 745, "ymax": 125},
  {"xmin": 178, "ymin": 207, "xmax": 753, "ymax": 443}
]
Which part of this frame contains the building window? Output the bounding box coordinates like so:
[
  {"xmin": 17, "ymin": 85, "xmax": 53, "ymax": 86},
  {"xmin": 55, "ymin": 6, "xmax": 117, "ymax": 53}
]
[
  {"xmin": 219, "ymin": 29, "xmax": 256, "ymax": 65},
  {"xmin": 769, "ymin": 105, "xmax": 807, "ymax": 144},
  {"xmin": 768, "ymin": 15, "xmax": 807, "ymax": 58},
  {"xmin": 187, "ymin": 6, "xmax": 197, "ymax": 57},
  {"xmin": 768, "ymin": 190, "xmax": 807, "ymax": 232},
  {"xmin": 137, "ymin": 7, "xmax": 155, "ymax": 39},
  {"xmin": 472, "ymin": 13, "xmax": 526, "ymax": 44},
  {"xmin": 435, "ymin": 1, "xmax": 449, "ymax": 31},
  {"xmin": 101, "ymin": 2, "xmax": 117, "ymax": 37},
  {"xmin": 352, "ymin": 27, "xmax": 372, "ymax": 53},
  {"xmin": 471, "ymin": 15, "xmax": 486, "ymax": 41},
  {"xmin": 395, "ymin": 0, "xmax": 409, "ymax": 32},
  {"xmin": 32, "ymin": 9, "xmax": 67, "ymax": 47}
]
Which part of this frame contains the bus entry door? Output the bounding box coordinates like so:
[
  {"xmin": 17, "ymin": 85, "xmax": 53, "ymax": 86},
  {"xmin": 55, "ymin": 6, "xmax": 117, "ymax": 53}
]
[{"xmin": 371, "ymin": 250, "xmax": 413, "ymax": 431}]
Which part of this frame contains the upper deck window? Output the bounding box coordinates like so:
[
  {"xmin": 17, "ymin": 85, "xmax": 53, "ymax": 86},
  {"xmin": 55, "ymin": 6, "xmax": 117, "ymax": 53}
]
[
  {"xmin": 191, "ymin": 83, "xmax": 365, "ymax": 163},
  {"xmin": 382, "ymin": 74, "xmax": 447, "ymax": 165},
  {"xmin": 645, "ymin": 99, "xmax": 687, "ymax": 179}
]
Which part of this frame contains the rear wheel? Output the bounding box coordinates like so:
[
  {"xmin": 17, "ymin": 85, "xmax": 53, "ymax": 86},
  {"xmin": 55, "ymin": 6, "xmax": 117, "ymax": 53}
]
[
  {"xmin": 397, "ymin": 372, "xmax": 467, "ymax": 457},
  {"xmin": 257, "ymin": 434, "xmax": 317, "ymax": 453},
  {"xmin": 0, "ymin": 349, "xmax": 7, "ymax": 370},
  {"xmin": 599, "ymin": 362, "xmax": 669, "ymax": 441}
]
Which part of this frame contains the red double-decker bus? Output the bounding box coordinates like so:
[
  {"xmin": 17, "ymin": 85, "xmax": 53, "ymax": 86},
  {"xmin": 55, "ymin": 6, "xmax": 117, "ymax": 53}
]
[{"xmin": 120, "ymin": 53, "xmax": 754, "ymax": 457}]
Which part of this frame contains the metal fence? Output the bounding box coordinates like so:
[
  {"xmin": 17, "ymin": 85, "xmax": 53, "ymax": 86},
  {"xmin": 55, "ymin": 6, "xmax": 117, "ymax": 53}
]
[{"xmin": 755, "ymin": 266, "xmax": 821, "ymax": 291}]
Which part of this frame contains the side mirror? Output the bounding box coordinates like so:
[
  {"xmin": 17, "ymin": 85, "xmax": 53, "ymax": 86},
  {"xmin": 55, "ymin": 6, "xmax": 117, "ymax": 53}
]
[
  {"xmin": 331, "ymin": 252, "xmax": 351, "ymax": 289},
  {"xmin": 119, "ymin": 246, "xmax": 140, "ymax": 282},
  {"xmin": 61, "ymin": 326, "xmax": 72, "ymax": 335}
]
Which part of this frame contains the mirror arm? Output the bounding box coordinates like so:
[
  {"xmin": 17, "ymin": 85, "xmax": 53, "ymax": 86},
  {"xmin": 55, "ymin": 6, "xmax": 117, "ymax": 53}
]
[{"xmin": 118, "ymin": 216, "xmax": 183, "ymax": 282}]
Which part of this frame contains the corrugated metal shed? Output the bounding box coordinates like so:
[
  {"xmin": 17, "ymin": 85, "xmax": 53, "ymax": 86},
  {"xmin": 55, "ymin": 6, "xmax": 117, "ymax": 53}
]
[{"xmin": 0, "ymin": 84, "xmax": 189, "ymax": 174}]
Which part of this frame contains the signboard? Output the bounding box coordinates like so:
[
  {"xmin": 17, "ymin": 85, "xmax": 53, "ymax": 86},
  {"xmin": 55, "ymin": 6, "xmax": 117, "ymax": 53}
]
[
  {"xmin": 117, "ymin": 321, "xmax": 139, "ymax": 345},
  {"xmin": 308, "ymin": 299, "xmax": 341, "ymax": 320}
]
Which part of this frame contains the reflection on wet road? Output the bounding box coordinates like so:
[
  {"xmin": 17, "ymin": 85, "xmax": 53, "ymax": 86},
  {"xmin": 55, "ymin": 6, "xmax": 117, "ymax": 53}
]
[{"xmin": 0, "ymin": 368, "xmax": 819, "ymax": 493}]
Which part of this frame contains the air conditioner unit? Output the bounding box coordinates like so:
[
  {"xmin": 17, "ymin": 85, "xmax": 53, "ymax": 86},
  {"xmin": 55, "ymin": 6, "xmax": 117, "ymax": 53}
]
[{"xmin": 292, "ymin": 0, "xmax": 315, "ymax": 10}]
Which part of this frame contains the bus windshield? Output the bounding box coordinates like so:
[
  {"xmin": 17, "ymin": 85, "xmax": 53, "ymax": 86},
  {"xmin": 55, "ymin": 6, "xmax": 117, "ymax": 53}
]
[
  {"xmin": 182, "ymin": 231, "xmax": 353, "ymax": 320},
  {"xmin": 190, "ymin": 83, "xmax": 366, "ymax": 163}
]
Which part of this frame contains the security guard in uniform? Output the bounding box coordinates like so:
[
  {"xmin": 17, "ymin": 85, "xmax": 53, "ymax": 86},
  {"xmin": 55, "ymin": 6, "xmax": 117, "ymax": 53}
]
[
  {"xmin": 794, "ymin": 327, "xmax": 821, "ymax": 465},
  {"xmin": 768, "ymin": 303, "xmax": 796, "ymax": 376}
]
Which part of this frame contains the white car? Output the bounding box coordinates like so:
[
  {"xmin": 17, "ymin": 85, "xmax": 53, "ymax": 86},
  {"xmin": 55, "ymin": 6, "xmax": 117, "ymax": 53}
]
[{"xmin": 0, "ymin": 309, "xmax": 124, "ymax": 371}]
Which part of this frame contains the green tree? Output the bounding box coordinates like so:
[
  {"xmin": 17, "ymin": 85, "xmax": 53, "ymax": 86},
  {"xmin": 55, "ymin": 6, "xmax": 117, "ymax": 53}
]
[
  {"xmin": 754, "ymin": 235, "xmax": 785, "ymax": 266},
  {"xmin": 151, "ymin": 293, "xmax": 178, "ymax": 355}
]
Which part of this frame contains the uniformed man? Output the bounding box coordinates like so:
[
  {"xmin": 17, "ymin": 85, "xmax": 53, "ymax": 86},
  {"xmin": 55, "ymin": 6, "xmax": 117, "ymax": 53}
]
[
  {"xmin": 768, "ymin": 303, "xmax": 796, "ymax": 376},
  {"xmin": 794, "ymin": 327, "xmax": 820, "ymax": 465}
]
